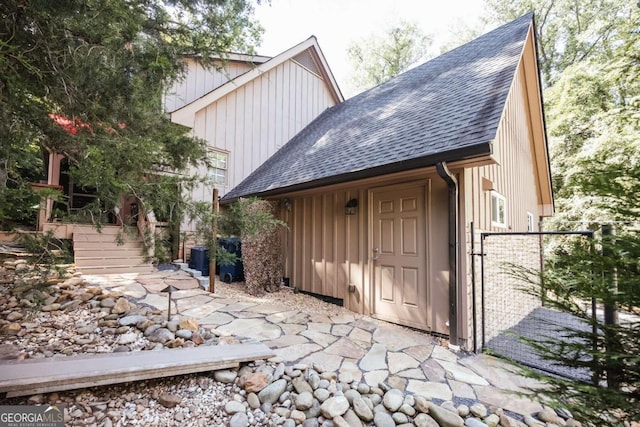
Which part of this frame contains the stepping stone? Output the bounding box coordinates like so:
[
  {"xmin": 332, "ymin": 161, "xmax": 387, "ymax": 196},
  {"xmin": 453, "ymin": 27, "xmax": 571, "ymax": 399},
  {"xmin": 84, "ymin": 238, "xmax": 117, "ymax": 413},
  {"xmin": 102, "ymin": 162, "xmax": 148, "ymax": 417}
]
[
  {"xmin": 164, "ymin": 278, "xmax": 200, "ymax": 289},
  {"xmin": 404, "ymin": 345, "xmax": 434, "ymax": 362},
  {"xmin": 397, "ymin": 368, "xmax": 426, "ymax": 380},
  {"xmin": 420, "ymin": 359, "xmax": 447, "ymax": 382},
  {"xmin": 449, "ymin": 379, "xmax": 477, "ymax": 400},
  {"xmin": 360, "ymin": 343, "xmax": 387, "ymax": 371},
  {"xmin": 435, "ymin": 360, "xmax": 489, "ymax": 386},
  {"xmin": 218, "ymin": 302, "xmax": 259, "ymax": 312},
  {"xmin": 339, "ymin": 360, "xmax": 363, "ymax": 384},
  {"xmin": 280, "ymin": 323, "xmax": 307, "ymax": 335},
  {"xmin": 331, "ymin": 324, "xmax": 353, "ymax": 336},
  {"xmin": 273, "ymin": 343, "xmax": 322, "ymax": 362},
  {"xmin": 363, "ymin": 370, "xmax": 389, "ymax": 387},
  {"xmin": 431, "ymin": 345, "xmax": 459, "ymax": 363},
  {"xmin": 264, "ymin": 335, "xmax": 309, "ymax": 348},
  {"xmin": 329, "ymin": 314, "xmax": 356, "ymax": 324},
  {"xmin": 373, "ymin": 327, "xmax": 433, "ymax": 351},
  {"xmin": 246, "ymin": 303, "xmax": 289, "ymax": 314},
  {"xmin": 324, "ymin": 338, "xmax": 366, "ymax": 359},
  {"xmin": 140, "ymin": 293, "xmax": 174, "ymax": 311},
  {"xmin": 198, "ymin": 312, "xmax": 235, "ymax": 327},
  {"xmin": 301, "ymin": 330, "xmax": 338, "ymax": 347},
  {"xmin": 299, "ymin": 352, "xmax": 343, "ymax": 372},
  {"xmin": 406, "ymin": 380, "xmax": 453, "ymax": 401},
  {"xmin": 388, "ymin": 352, "xmax": 420, "ymax": 374},
  {"xmin": 171, "ymin": 289, "xmax": 207, "ymax": 299},
  {"xmin": 308, "ymin": 322, "xmax": 332, "ymax": 333},
  {"xmin": 266, "ymin": 310, "xmax": 301, "ymax": 323},
  {"xmin": 348, "ymin": 327, "xmax": 373, "ymax": 344},
  {"xmin": 353, "ymin": 319, "xmax": 378, "ymax": 331},
  {"xmin": 217, "ymin": 319, "xmax": 282, "ymax": 340},
  {"xmin": 108, "ymin": 283, "xmax": 147, "ymax": 299},
  {"xmin": 309, "ymin": 314, "xmax": 332, "ymax": 323},
  {"xmin": 180, "ymin": 302, "xmax": 226, "ymax": 318},
  {"xmin": 472, "ymin": 385, "xmax": 543, "ymax": 416},
  {"xmin": 176, "ymin": 295, "xmax": 217, "ymax": 312}
]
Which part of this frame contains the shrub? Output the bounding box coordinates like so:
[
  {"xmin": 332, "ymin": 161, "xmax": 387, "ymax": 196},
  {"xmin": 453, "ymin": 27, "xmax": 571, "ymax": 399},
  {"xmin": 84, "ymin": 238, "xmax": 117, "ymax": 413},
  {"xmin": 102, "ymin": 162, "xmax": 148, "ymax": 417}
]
[{"xmin": 228, "ymin": 198, "xmax": 285, "ymax": 295}]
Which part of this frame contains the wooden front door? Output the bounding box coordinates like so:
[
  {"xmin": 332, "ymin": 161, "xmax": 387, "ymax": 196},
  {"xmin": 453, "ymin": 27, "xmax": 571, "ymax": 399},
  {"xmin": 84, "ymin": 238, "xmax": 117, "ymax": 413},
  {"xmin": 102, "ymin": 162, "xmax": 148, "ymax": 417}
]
[{"xmin": 372, "ymin": 183, "xmax": 430, "ymax": 330}]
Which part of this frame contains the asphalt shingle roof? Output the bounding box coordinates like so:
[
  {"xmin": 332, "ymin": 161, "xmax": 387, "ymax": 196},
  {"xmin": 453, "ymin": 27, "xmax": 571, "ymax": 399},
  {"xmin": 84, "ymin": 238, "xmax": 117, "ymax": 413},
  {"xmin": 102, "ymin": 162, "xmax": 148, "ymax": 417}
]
[{"xmin": 222, "ymin": 13, "xmax": 534, "ymax": 202}]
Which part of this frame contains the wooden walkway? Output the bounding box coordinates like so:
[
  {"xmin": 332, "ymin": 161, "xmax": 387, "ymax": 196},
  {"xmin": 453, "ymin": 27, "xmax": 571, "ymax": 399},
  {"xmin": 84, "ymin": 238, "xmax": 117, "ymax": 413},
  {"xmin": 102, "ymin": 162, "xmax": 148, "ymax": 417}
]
[{"xmin": 0, "ymin": 343, "xmax": 274, "ymax": 397}]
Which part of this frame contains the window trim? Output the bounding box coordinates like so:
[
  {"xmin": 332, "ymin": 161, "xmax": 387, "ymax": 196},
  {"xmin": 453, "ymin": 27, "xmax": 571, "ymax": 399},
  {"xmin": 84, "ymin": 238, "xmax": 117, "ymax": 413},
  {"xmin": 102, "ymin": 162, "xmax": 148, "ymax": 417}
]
[
  {"xmin": 491, "ymin": 191, "xmax": 507, "ymax": 228},
  {"xmin": 207, "ymin": 149, "xmax": 228, "ymax": 186},
  {"xmin": 527, "ymin": 212, "xmax": 535, "ymax": 232}
]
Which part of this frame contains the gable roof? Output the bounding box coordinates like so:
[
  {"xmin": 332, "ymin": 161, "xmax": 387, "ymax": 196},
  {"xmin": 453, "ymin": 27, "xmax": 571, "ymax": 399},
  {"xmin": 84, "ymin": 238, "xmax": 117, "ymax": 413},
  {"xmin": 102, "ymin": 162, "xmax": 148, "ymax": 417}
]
[
  {"xmin": 222, "ymin": 13, "xmax": 539, "ymax": 202},
  {"xmin": 170, "ymin": 37, "xmax": 344, "ymax": 127}
]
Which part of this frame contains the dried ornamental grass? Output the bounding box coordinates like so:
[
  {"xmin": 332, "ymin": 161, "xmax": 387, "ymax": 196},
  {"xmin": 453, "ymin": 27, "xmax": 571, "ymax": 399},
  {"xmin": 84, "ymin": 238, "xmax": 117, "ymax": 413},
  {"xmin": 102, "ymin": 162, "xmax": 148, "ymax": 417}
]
[{"xmin": 239, "ymin": 199, "xmax": 283, "ymax": 296}]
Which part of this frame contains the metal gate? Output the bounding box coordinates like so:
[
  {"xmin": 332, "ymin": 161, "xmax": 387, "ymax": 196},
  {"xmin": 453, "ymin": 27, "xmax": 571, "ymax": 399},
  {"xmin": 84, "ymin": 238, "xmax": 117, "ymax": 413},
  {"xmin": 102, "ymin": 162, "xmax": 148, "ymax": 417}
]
[{"xmin": 472, "ymin": 228, "xmax": 594, "ymax": 379}]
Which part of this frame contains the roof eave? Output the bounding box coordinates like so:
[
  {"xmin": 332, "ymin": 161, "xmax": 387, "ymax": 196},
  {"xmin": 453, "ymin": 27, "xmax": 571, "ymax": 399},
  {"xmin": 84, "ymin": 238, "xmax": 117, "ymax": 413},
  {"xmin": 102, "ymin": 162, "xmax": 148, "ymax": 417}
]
[{"xmin": 221, "ymin": 143, "xmax": 492, "ymax": 204}]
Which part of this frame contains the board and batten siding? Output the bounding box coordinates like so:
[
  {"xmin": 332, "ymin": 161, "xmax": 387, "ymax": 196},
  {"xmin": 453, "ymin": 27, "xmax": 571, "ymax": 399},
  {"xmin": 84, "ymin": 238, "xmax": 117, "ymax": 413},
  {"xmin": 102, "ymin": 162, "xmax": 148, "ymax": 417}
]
[
  {"xmin": 164, "ymin": 58, "xmax": 255, "ymax": 112},
  {"xmin": 189, "ymin": 58, "xmax": 337, "ymax": 203},
  {"xmin": 283, "ymin": 188, "xmax": 368, "ymax": 315},
  {"xmin": 460, "ymin": 56, "xmax": 545, "ymax": 350},
  {"xmin": 279, "ymin": 172, "xmax": 451, "ymax": 335},
  {"xmin": 462, "ymin": 63, "xmax": 541, "ymax": 233}
]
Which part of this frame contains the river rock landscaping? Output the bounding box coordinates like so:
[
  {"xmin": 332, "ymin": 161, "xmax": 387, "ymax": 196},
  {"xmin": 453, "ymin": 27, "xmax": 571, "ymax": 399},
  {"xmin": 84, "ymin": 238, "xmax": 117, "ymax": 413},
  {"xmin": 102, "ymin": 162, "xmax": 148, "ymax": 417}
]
[{"xmin": 0, "ymin": 258, "xmax": 584, "ymax": 426}]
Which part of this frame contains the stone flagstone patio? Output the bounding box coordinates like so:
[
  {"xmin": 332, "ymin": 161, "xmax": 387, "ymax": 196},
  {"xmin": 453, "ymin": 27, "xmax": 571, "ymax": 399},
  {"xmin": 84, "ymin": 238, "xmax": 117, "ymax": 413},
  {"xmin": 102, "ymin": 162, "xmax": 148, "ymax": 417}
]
[{"xmin": 84, "ymin": 269, "xmax": 545, "ymax": 417}]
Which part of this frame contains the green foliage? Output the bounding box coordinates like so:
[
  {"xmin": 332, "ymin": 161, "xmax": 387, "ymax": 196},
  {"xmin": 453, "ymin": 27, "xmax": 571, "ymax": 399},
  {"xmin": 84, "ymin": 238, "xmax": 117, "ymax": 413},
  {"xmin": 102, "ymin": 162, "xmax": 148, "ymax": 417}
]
[
  {"xmin": 189, "ymin": 197, "xmax": 286, "ymax": 295},
  {"xmin": 15, "ymin": 230, "xmax": 73, "ymax": 283},
  {"xmin": 485, "ymin": 3, "xmax": 640, "ymax": 423},
  {"xmin": 0, "ymin": 184, "xmax": 40, "ymax": 229},
  {"xmin": 508, "ymin": 229, "xmax": 640, "ymax": 426},
  {"xmin": 482, "ymin": 0, "xmax": 632, "ymax": 86},
  {"xmin": 0, "ymin": 0, "xmax": 262, "ymax": 227},
  {"xmin": 347, "ymin": 20, "xmax": 432, "ymax": 93}
]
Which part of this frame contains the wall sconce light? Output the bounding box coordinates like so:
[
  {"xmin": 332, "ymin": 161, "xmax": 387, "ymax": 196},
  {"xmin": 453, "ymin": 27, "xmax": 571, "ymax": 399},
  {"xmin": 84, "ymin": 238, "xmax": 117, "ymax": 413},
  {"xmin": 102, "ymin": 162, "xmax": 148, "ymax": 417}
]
[
  {"xmin": 283, "ymin": 198, "xmax": 292, "ymax": 211},
  {"xmin": 345, "ymin": 198, "xmax": 358, "ymax": 215}
]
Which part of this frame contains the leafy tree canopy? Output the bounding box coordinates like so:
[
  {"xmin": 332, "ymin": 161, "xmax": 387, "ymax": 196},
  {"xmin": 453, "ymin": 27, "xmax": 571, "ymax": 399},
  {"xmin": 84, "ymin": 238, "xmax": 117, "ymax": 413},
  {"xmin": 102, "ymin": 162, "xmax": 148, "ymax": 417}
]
[
  {"xmin": 483, "ymin": 0, "xmax": 633, "ymax": 87},
  {"xmin": 0, "ymin": 0, "xmax": 263, "ymax": 228},
  {"xmin": 346, "ymin": 20, "xmax": 432, "ymax": 93}
]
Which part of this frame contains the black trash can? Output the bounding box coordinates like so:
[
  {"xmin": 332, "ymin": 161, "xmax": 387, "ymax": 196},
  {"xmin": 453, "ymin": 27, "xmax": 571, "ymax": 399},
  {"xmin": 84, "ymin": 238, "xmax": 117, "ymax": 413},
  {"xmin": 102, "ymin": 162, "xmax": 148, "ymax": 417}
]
[
  {"xmin": 218, "ymin": 238, "xmax": 244, "ymax": 283},
  {"xmin": 189, "ymin": 246, "xmax": 210, "ymax": 276}
]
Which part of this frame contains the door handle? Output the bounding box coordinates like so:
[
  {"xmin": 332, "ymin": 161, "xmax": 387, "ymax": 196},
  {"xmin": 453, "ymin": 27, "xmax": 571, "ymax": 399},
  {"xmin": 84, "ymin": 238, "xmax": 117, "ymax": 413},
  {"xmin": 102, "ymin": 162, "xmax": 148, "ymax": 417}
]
[{"xmin": 372, "ymin": 247, "xmax": 379, "ymax": 261}]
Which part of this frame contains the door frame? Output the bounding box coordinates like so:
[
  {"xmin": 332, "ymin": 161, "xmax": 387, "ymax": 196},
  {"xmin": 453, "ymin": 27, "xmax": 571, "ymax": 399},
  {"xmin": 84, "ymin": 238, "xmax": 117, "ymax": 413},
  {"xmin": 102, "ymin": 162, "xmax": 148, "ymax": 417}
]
[{"xmin": 367, "ymin": 179, "xmax": 433, "ymax": 331}]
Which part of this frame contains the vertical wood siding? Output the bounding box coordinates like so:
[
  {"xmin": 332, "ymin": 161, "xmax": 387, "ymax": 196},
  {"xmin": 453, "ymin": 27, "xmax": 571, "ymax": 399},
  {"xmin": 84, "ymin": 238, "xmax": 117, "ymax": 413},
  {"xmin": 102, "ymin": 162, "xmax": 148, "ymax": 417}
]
[
  {"xmin": 282, "ymin": 175, "xmax": 449, "ymax": 334},
  {"xmin": 460, "ymin": 57, "xmax": 545, "ymax": 350},
  {"xmin": 189, "ymin": 58, "xmax": 337, "ymax": 204},
  {"xmin": 464, "ymin": 64, "xmax": 541, "ymax": 233},
  {"xmin": 285, "ymin": 188, "xmax": 366, "ymax": 313},
  {"xmin": 164, "ymin": 58, "xmax": 253, "ymax": 112}
]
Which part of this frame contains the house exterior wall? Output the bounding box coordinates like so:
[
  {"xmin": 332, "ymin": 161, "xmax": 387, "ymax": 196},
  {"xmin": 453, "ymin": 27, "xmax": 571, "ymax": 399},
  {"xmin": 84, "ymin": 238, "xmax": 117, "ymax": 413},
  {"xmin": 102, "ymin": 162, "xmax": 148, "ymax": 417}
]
[
  {"xmin": 460, "ymin": 59, "xmax": 545, "ymax": 351},
  {"xmin": 164, "ymin": 57, "xmax": 256, "ymax": 112},
  {"xmin": 277, "ymin": 170, "xmax": 451, "ymax": 336},
  {"xmin": 188, "ymin": 58, "xmax": 338, "ymax": 204}
]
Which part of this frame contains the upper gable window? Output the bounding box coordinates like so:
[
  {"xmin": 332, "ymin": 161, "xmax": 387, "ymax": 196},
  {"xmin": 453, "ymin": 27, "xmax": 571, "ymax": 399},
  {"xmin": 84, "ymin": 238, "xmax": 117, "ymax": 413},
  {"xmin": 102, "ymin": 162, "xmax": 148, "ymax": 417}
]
[
  {"xmin": 491, "ymin": 191, "xmax": 507, "ymax": 228},
  {"xmin": 208, "ymin": 150, "xmax": 228, "ymax": 186}
]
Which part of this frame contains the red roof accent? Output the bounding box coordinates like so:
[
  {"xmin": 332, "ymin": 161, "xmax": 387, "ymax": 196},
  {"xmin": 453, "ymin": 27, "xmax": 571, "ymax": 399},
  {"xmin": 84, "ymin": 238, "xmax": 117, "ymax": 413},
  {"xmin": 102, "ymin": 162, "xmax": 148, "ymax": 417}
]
[{"xmin": 49, "ymin": 113, "xmax": 94, "ymax": 135}]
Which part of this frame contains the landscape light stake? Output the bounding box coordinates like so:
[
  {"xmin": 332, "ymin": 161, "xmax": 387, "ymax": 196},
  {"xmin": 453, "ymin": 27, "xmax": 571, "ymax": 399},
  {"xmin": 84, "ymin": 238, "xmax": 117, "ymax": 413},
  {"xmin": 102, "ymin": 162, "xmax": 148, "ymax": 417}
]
[{"xmin": 161, "ymin": 285, "xmax": 178, "ymax": 321}]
